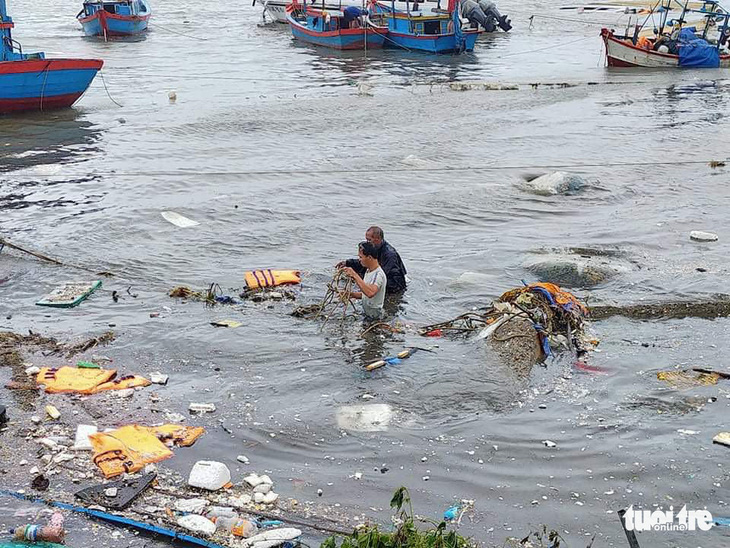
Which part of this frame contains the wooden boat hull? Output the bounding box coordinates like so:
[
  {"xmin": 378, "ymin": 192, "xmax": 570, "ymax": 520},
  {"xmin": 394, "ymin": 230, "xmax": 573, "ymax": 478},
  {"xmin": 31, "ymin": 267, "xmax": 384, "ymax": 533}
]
[
  {"xmin": 288, "ymin": 16, "xmax": 387, "ymax": 50},
  {"xmin": 78, "ymin": 9, "xmax": 150, "ymax": 36},
  {"xmin": 385, "ymin": 28, "xmax": 480, "ymax": 53},
  {"xmin": 0, "ymin": 58, "xmax": 103, "ymax": 114},
  {"xmin": 600, "ymin": 28, "xmax": 730, "ymax": 67}
]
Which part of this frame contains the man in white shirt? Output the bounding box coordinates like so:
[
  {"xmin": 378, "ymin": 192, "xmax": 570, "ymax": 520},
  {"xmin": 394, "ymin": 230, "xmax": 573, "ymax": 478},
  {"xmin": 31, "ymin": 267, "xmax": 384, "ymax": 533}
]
[{"xmin": 340, "ymin": 241, "xmax": 387, "ymax": 319}]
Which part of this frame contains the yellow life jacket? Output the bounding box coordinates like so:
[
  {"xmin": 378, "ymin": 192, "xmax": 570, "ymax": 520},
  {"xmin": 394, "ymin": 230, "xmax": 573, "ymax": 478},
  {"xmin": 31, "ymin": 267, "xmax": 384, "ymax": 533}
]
[
  {"xmin": 89, "ymin": 424, "xmax": 205, "ymax": 478},
  {"xmin": 244, "ymin": 269, "xmax": 301, "ymax": 290},
  {"xmin": 36, "ymin": 367, "xmax": 116, "ymax": 394},
  {"xmin": 94, "ymin": 375, "xmax": 152, "ymax": 392},
  {"xmin": 36, "ymin": 367, "xmax": 151, "ymax": 394}
]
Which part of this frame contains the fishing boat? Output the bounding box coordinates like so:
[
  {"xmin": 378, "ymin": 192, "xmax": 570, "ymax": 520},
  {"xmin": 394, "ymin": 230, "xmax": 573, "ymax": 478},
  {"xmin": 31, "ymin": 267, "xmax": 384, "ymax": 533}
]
[
  {"xmin": 286, "ymin": 2, "xmax": 388, "ymax": 49},
  {"xmin": 601, "ymin": 0, "xmax": 730, "ymax": 67},
  {"xmin": 369, "ymin": 0, "xmax": 481, "ymax": 53},
  {"xmin": 77, "ymin": 0, "xmax": 151, "ymax": 38},
  {"xmin": 0, "ymin": 0, "xmax": 102, "ymax": 114}
]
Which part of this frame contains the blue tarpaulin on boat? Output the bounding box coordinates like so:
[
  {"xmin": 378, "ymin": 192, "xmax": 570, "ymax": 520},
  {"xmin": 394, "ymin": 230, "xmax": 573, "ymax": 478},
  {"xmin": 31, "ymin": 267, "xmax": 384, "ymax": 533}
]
[{"xmin": 678, "ymin": 26, "xmax": 720, "ymax": 67}]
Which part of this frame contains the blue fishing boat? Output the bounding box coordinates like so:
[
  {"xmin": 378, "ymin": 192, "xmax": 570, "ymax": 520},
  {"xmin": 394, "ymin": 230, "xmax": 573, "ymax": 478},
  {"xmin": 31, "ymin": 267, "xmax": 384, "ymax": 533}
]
[
  {"xmin": 0, "ymin": 0, "xmax": 103, "ymax": 114},
  {"xmin": 368, "ymin": 0, "xmax": 480, "ymax": 53},
  {"xmin": 77, "ymin": 0, "xmax": 151, "ymax": 38},
  {"xmin": 287, "ymin": 3, "xmax": 388, "ymax": 49}
]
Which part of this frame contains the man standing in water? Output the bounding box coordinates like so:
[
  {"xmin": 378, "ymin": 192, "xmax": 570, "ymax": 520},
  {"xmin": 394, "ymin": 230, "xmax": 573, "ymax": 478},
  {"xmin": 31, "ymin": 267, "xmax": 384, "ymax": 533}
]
[
  {"xmin": 340, "ymin": 242, "xmax": 387, "ymax": 320},
  {"xmin": 337, "ymin": 226, "xmax": 407, "ymax": 294}
]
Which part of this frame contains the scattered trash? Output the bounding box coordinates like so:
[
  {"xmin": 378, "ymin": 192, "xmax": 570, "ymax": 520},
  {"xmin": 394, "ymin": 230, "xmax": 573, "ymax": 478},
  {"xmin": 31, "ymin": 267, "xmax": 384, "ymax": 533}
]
[
  {"xmin": 690, "ymin": 230, "xmax": 719, "ymax": 242},
  {"xmin": 657, "ymin": 369, "xmax": 720, "ymax": 389},
  {"xmin": 365, "ymin": 347, "xmax": 428, "ymax": 371},
  {"xmin": 188, "ymin": 461, "xmax": 231, "ymax": 491},
  {"xmin": 677, "ymin": 429, "xmax": 699, "ymax": 435},
  {"xmin": 35, "ymin": 281, "xmax": 102, "ymax": 308},
  {"xmin": 72, "ymin": 424, "xmax": 98, "ymax": 451},
  {"xmin": 31, "ymin": 474, "xmax": 49, "ymax": 491},
  {"xmin": 244, "ymin": 473, "xmax": 264, "ymax": 488},
  {"xmin": 24, "ymin": 365, "xmax": 40, "ymax": 375},
  {"xmin": 713, "ymin": 432, "xmax": 730, "ymax": 448},
  {"xmin": 89, "ymin": 424, "xmax": 205, "ymax": 478},
  {"xmin": 168, "ymin": 90, "xmax": 177, "ymax": 102},
  {"xmin": 543, "ymin": 440, "xmax": 557, "ymax": 448},
  {"xmin": 161, "ymin": 211, "xmax": 200, "ymax": 228},
  {"xmin": 189, "ymin": 403, "xmax": 216, "ymax": 414},
  {"xmin": 210, "ymin": 320, "xmax": 242, "ymax": 328},
  {"xmin": 150, "ymin": 372, "xmax": 169, "ymax": 385},
  {"xmin": 213, "ymin": 516, "xmax": 257, "ymax": 537},
  {"xmin": 335, "ymin": 404, "xmax": 393, "ymax": 432},
  {"xmin": 75, "ymin": 472, "xmax": 156, "ymax": 510},
  {"xmin": 76, "ymin": 360, "xmax": 101, "ymax": 369},
  {"xmin": 11, "ymin": 512, "xmax": 64, "ymax": 543},
  {"xmin": 175, "ymin": 498, "xmax": 210, "ymax": 513},
  {"xmin": 45, "ymin": 405, "xmax": 60, "ymax": 420},
  {"xmin": 237, "ymin": 455, "xmax": 249, "ymax": 464},
  {"xmin": 177, "ymin": 514, "xmax": 216, "ymax": 536},
  {"xmin": 0, "ymin": 404, "xmax": 6, "ymax": 424},
  {"xmin": 242, "ymin": 527, "xmax": 301, "ymax": 548},
  {"xmin": 36, "ymin": 366, "xmax": 151, "ymax": 394}
]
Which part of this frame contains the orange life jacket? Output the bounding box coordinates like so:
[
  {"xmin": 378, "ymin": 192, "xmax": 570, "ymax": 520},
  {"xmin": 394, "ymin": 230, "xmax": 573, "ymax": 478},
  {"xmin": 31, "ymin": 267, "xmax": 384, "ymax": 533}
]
[{"xmin": 244, "ymin": 269, "xmax": 301, "ymax": 289}]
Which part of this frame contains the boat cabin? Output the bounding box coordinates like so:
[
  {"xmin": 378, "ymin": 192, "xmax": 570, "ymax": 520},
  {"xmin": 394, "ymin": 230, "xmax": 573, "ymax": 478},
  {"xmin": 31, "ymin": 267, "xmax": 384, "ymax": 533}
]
[
  {"xmin": 81, "ymin": 0, "xmax": 149, "ymax": 17},
  {"xmin": 302, "ymin": 7, "xmax": 364, "ymax": 30}
]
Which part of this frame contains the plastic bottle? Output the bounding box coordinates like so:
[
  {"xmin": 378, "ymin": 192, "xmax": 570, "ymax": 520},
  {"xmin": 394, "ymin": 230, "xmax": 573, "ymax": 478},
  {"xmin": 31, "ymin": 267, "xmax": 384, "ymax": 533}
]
[
  {"xmin": 204, "ymin": 506, "xmax": 238, "ymax": 519},
  {"xmin": 11, "ymin": 524, "xmax": 65, "ymax": 543},
  {"xmin": 212, "ymin": 516, "xmax": 258, "ymax": 538}
]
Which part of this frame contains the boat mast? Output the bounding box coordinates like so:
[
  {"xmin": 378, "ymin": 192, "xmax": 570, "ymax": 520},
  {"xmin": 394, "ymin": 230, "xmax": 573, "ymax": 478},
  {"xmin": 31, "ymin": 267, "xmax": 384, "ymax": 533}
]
[{"xmin": 0, "ymin": 0, "xmax": 14, "ymax": 61}]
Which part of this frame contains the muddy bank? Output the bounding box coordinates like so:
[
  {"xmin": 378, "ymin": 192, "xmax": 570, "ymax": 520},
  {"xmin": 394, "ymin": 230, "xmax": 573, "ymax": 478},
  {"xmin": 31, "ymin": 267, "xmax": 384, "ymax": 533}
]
[{"xmin": 591, "ymin": 298, "xmax": 730, "ymax": 321}]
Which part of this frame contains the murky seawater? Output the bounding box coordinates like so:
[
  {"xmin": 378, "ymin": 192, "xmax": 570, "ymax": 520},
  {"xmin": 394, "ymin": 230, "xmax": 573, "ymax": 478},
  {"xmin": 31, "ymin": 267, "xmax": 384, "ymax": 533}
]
[{"xmin": 1, "ymin": 0, "xmax": 730, "ymax": 545}]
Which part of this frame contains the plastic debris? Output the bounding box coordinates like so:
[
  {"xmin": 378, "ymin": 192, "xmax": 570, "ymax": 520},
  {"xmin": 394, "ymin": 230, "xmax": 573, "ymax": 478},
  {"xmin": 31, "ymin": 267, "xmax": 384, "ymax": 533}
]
[
  {"xmin": 189, "ymin": 403, "xmax": 216, "ymax": 414},
  {"xmin": 150, "ymin": 372, "xmax": 169, "ymax": 385},
  {"xmin": 76, "ymin": 361, "xmax": 101, "ymax": 369},
  {"xmin": 444, "ymin": 505, "xmax": 459, "ymax": 521},
  {"xmin": 73, "ymin": 424, "xmax": 98, "ymax": 451},
  {"xmin": 242, "ymin": 527, "xmax": 301, "ymax": 548},
  {"xmin": 188, "ymin": 461, "xmax": 231, "ymax": 491},
  {"xmin": 690, "ymin": 230, "xmax": 718, "ymax": 242},
  {"xmin": 31, "ymin": 474, "xmax": 49, "ymax": 491},
  {"xmin": 210, "ymin": 320, "xmax": 242, "ymax": 328},
  {"xmin": 11, "ymin": 512, "xmax": 64, "ymax": 543},
  {"xmin": 237, "ymin": 455, "xmax": 249, "ymax": 464},
  {"xmin": 175, "ymin": 498, "xmax": 209, "ymax": 514},
  {"xmin": 214, "ymin": 516, "xmax": 257, "ymax": 537},
  {"xmin": 657, "ymin": 369, "xmax": 720, "ymax": 389},
  {"xmin": 335, "ymin": 404, "xmax": 393, "ymax": 432},
  {"xmin": 36, "ymin": 281, "xmax": 102, "ymax": 308},
  {"xmin": 543, "ymin": 440, "xmax": 557, "ymax": 448},
  {"xmin": 161, "ymin": 211, "xmax": 200, "ymax": 228},
  {"xmin": 76, "ymin": 473, "xmax": 156, "ymax": 510},
  {"xmin": 45, "ymin": 405, "xmax": 60, "ymax": 420},
  {"xmin": 0, "ymin": 404, "xmax": 6, "ymax": 424},
  {"xmin": 177, "ymin": 514, "xmax": 216, "ymax": 536},
  {"xmin": 36, "ymin": 366, "xmax": 151, "ymax": 394},
  {"xmin": 244, "ymin": 474, "xmax": 264, "ymax": 488},
  {"xmin": 713, "ymin": 432, "xmax": 730, "ymax": 447}
]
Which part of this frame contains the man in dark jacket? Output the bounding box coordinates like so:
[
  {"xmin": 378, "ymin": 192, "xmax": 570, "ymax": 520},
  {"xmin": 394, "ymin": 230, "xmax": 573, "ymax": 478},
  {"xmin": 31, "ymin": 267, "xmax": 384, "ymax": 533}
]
[{"xmin": 337, "ymin": 226, "xmax": 407, "ymax": 294}]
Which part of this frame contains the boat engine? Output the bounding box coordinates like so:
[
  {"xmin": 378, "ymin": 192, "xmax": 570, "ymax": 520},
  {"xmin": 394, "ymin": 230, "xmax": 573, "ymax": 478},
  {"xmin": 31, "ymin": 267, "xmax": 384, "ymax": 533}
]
[{"xmin": 460, "ymin": 0, "xmax": 511, "ymax": 32}]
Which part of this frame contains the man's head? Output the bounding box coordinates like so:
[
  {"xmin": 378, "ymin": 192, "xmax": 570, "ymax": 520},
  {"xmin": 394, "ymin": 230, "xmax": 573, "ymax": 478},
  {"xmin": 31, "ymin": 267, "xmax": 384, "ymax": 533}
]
[
  {"xmin": 358, "ymin": 241, "xmax": 379, "ymax": 269},
  {"xmin": 365, "ymin": 226, "xmax": 384, "ymax": 247}
]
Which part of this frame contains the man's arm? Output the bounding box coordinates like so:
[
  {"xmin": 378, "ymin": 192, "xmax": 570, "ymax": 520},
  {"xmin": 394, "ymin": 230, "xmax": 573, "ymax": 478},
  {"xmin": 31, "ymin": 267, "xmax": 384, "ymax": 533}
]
[{"xmin": 341, "ymin": 267, "xmax": 379, "ymax": 298}]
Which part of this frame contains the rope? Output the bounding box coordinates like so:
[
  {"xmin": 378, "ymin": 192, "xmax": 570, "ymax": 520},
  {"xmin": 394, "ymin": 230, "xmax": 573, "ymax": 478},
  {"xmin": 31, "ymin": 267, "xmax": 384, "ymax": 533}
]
[
  {"xmin": 148, "ymin": 21, "xmax": 208, "ymax": 41},
  {"xmin": 99, "ymin": 69, "xmax": 123, "ymax": 107},
  {"xmin": 496, "ymin": 35, "xmax": 591, "ymax": 58},
  {"xmin": 19, "ymin": 157, "xmax": 725, "ymax": 179}
]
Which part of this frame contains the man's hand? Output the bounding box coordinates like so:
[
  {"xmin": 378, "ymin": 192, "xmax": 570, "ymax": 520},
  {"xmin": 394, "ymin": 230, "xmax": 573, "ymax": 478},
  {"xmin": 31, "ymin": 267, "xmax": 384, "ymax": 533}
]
[
  {"xmin": 340, "ymin": 266, "xmax": 356, "ymax": 278},
  {"xmin": 335, "ymin": 261, "xmax": 345, "ymax": 269}
]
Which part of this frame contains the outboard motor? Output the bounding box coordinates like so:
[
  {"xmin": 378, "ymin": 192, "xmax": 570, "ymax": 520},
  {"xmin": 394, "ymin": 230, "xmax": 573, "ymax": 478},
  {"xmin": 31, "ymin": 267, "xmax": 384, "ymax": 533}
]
[
  {"xmin": 478, "ymin": 0, "xmax": 511, "ymax": 31},
  {"xmin": 459, "ymin": 0, "xmax": 494, "ymax": 31},
  {"xmin": 460, "ymin": 0, "xmax": 511, "ymax": 32}
]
